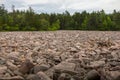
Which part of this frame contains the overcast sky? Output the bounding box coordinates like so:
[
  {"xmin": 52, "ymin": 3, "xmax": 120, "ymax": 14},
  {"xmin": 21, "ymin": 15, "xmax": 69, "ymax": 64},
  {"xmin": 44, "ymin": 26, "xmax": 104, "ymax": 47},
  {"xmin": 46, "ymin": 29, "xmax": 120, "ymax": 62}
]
[{"xmin": 0, "ymin": 0, "xmax": 120, "ymax": 14}]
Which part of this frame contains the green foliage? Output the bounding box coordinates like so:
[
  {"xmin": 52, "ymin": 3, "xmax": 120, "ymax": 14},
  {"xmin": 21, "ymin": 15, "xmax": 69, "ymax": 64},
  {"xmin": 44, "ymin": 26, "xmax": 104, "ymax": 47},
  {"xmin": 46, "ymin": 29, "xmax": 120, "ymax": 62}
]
[
  {"xmin": 49, "ymin": 20, "xmax": 60, "ymax": 30},
  {"xmin": 0, "ymin": 4, "xmax": 120, "ymax": 31}
]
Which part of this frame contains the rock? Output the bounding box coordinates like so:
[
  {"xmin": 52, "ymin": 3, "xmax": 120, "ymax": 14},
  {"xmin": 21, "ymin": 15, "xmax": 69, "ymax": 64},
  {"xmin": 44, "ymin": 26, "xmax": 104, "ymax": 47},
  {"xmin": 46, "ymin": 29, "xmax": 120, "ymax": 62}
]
[
  {"xmin": 0, "ymin": 66, "xmax": 7, "ymax": 74},
  {"xmin": 69, "ymin": 47, "xmax": 78, "ymax": 53},
  {"xmin": 34, "ymin": 64, "xmax": 50, "ymax": 73},
  {"xmin": 13, "ymin": 70, "xmax": 23, "ymax": 76},
  {"xmin": 53, "ymin": 56, "xmax": 61, "ymax": 64},
  {"xmin": 108, "ymin": 71, "xmax": 120, "ymax": 80},
  {"xmin": 58, "ymin": 73, "xmax": 66, "ymax": 80},
  {"xmin": 111, "ymin": 51, "xmax": 119, "ymax": 59},
  {"xmin": 19, "ymin": 59, "xmax": 34, "ymax": 74},
  {"xmin": 0, "ymin": 57, "xmax": 6, "ymax": 65},
  {"xmin": 37, "ymin": 71, "xmax": 51, "ymax": 80},
  {"xmin": 7, "ymin": 69, "xmax": 14, "ymax": 76},
  {"xmin": 85, "ymin": 70, "xmax": 101, "ymax": 80},
  {"xmin": 33, "ymin": 46, "xmax": 41, "ymax": 52},
  {"xmin": 4, "ymin": 73, "xmax": 11, "ymax": 77},
  {"xmin": 6, "ymin": 61, "xmax": 18, "ymax": 71},
  {"xmin": 109, "ymin": 61, "xmax": 120, "ymax": 67},
  {"xmin": 60, "ymin": 54, "xmax": 68, "ymax": 61},
  {"xmin": 109, "ymin": 45, "xmax": 119, "ymax": 50},
  {"xmin": 45, "ymin": 68, "xmax": 55, "ymax": 79},
  {"xmin": 0, "ymin": 76, "xmax": 24, "ymax": 80},
  {"xmin": 26, "ymin": 74, "xmax": 40, "ymax": 80},
  {"xmin": 89, "ymin": 51, "xmax": 96, "ymax": 55},
  {"xmin": 58, "ymin": 73, "xmax": 71, "ymax": 80},
  {"xmin": 7, "ymin": 52, "xmax": 19, "ymax": 59},
  {"xmin": 89, "ymin": 61, "xmax": 105, "ymax": 68},
  {"xmin": 54, "ymin": 62, "xmax": 77, "ymax": 75}
]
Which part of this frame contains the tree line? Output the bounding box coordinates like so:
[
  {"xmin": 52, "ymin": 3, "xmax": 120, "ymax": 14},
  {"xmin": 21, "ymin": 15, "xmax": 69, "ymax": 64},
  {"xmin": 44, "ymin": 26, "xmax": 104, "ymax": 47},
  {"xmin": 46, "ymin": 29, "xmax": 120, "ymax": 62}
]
[{"xmin": 0, "ymin": 4, "xmax": 120, "ymax": 31}]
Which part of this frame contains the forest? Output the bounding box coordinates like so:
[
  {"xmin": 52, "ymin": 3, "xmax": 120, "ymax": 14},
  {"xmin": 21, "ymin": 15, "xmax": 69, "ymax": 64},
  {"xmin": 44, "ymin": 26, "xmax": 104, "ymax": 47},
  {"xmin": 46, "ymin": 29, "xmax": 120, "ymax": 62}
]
[{"xmin": 0, "ymin": 4, "xmax": 120, "ymax": 31}]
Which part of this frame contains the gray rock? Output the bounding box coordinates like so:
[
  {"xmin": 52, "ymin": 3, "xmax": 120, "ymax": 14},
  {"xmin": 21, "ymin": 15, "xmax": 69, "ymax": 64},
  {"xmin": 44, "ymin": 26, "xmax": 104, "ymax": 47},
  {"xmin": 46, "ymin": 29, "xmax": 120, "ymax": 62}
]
[
  {"xmin": 85, "ymin": 70, "xmax": 100, "ymax": 80},
  {"xmin": 37, "ymin": 71, "xmax": 51, "ymax": 80},
  {"xmin": 58, "ymin": 73, "xmax": 72, "ymax": 80},
  {"xmin": 34, "ymin": 64, "xmax": 50, "ymax": 73},
  {"xmin": 89, "ymin": 61, "xmax": 105, "ymax": 68},
  {"xmin": 54, "ymin": 62, "xmax": 77, "ymax": 75},
  {"xmin": 26, "ymin": 74, "xmax": 40, "ymax": 80}
]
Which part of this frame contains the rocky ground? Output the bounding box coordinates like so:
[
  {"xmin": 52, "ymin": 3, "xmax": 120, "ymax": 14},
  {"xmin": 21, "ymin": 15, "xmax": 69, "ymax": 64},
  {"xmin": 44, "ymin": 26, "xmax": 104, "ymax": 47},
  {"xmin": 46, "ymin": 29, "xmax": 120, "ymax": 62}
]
[{"xmin": 0, "ymin": 31, "xmax": 120, "ymax": 80}]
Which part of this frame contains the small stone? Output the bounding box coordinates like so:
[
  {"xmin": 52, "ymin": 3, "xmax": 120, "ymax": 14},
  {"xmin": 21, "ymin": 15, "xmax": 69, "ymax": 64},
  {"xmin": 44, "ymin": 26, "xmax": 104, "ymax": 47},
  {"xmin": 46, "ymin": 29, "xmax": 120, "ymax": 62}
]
[
  {"xmin": 4, "ymin": 73, "xmax": 11, "ymax": 77},
  {"xmin": 7, "ymin": 52, "xmax": 19, "ymax": 61},
  {"xmin": 109, "ymin": 61, "xmax": 120, "ymax": 67},
  {"xmin": 89, "ymin": 51, "xmax": 96, "ymax": 55},
  {"xmin": 111, "ymin": 51, "xmax": 119, "ymax": 59},
  {"xmin": 69, "ymin": 47, "xmax": 77, "ymax": 53},
  {"xmin": 37, "ymin": 71, "xmax": 51, "ymax": 80},
  {"xmin": 6, "ymin": 61, "xmax": 18, "ymax": 71},
  {"xmin": 60, "ymin": 54, "xmax": 68, "ymax": 61},
  {"xmin": 58, "ymin": 73, "xmax": 66, "ymax": 80},
  {"xmin": 89, "ymin": 61, "xmax": 105, "ymax": 68},
  {"xmin": 85, "ymin": 70, "xmax": 100, "ymax": 80},
  {"xmin": 0, "ymin": 76, "xmax": 24, "ymax": 80},
  {"xmin": 34, "ymin": 64, "xmax": 50, "ymax": 73},
  {"xmin": 58, "ymin": 73, "xmax": 71, "ymax": 80},
  {"xmin": 0, "ymin": 58, "xmax": 6, "ymax": 65},
  {"xmin": 26, "ymin": 74, "xmax": 40, "ymax": 80},
  {"xmin": 53, "ymin": 56, "xmax": 61, "ymax": 64},
  {"xmin": 19, "ymin": 59, "xmax": 34, "ymax": 74},
  {"xmin": 0, "ymin": 66, "xmax": 7, "ymax": 74},
  {"xmin": 54, "ymin": 62, "xmax": 77, "ymax": 75},
  {"xmin": 109, "ymin": 71, "xmax": 120, "ymax": 80}
]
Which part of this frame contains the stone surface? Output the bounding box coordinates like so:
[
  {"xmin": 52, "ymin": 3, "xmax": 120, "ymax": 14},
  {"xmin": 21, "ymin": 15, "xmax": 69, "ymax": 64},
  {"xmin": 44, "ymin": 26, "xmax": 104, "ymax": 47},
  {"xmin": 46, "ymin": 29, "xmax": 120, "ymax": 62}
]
[{"xmin": 0, "ymin": 31, "xmax": 120, "ymax": 80}]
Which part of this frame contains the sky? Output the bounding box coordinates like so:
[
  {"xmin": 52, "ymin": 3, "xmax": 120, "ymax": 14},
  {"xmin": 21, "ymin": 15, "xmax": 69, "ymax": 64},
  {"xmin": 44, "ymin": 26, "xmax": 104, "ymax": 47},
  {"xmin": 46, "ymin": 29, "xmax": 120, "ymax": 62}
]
[{"xmin": 0, "ymin": 0, "xmax": 120, "ymax": 14}]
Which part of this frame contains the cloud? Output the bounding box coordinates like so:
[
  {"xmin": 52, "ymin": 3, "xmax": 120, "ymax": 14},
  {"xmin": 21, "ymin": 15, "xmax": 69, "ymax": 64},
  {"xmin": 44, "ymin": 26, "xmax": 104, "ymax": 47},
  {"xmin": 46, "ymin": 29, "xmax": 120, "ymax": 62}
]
[{"xmin": 1, "ymin": 0, "xmax": 120, "ymax": 13}]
